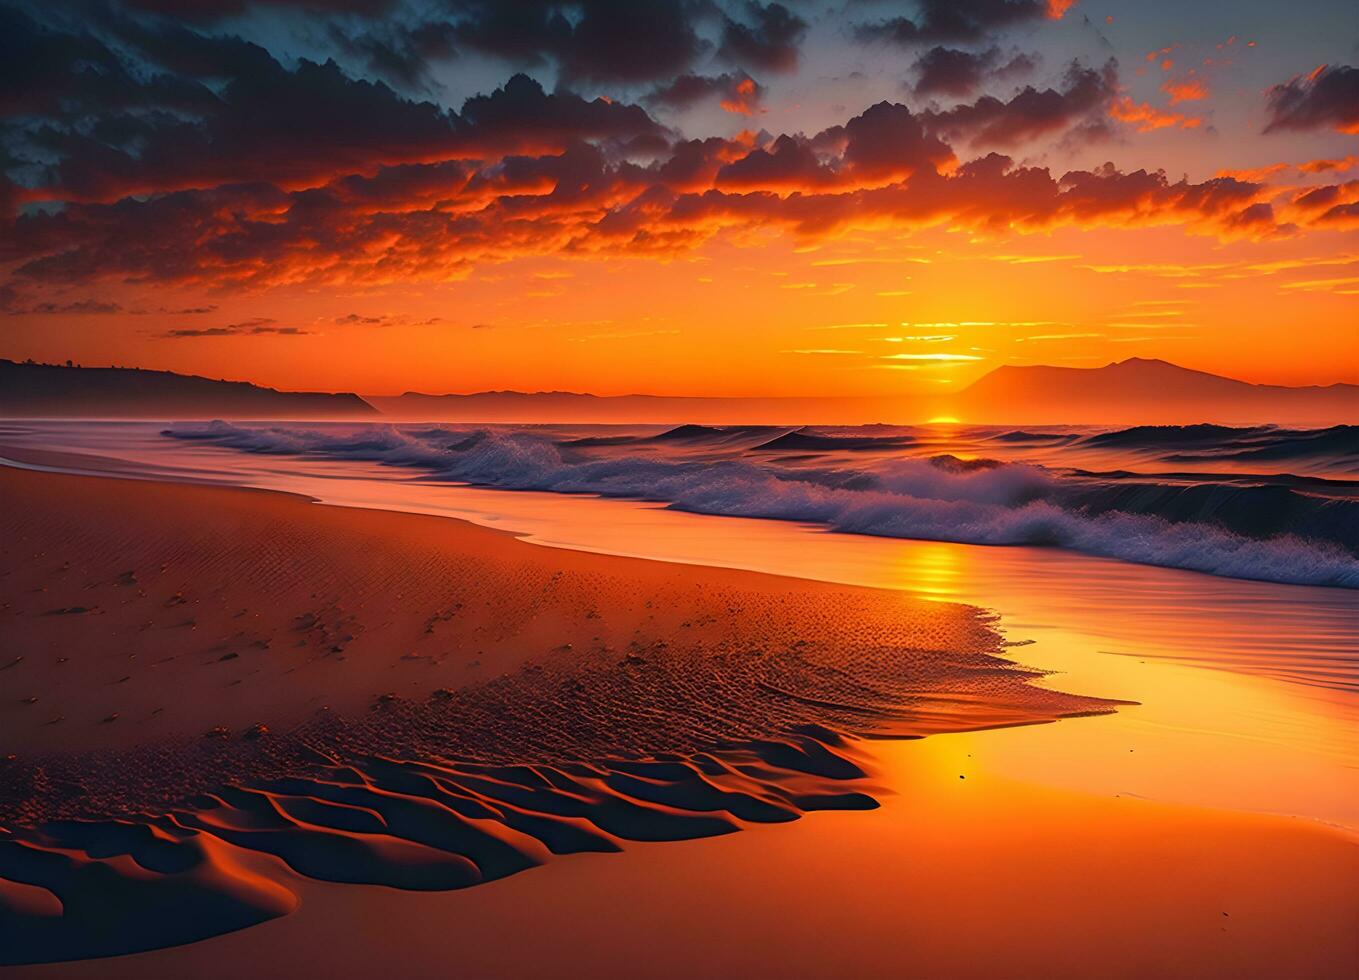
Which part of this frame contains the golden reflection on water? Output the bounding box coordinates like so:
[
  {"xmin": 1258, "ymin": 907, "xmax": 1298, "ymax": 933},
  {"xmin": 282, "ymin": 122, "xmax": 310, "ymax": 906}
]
[
  {"xmin": 895, "ymin": 541, "xmax": 965, "ymax": 598},
  {"xmin": 256, "ymin": 477, "xmax": 1359, "ymax": 831},
  {"xmin": 879, "ymin": 538, "xmax": 1359, "ymax": 828}
]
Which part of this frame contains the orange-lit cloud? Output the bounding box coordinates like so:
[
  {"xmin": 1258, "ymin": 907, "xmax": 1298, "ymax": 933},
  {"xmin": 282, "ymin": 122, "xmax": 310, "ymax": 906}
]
[
  {"xmin": 0, "ymin": 104, "xmax": 1288, "ymax": 298},
  {"xmin": 1298, "ymin": 155, "xmax": 1359, "ymax": 174},
  {"xmin": 1108, "ymin": 96, "xmax": 1203, "ymax": 132},
  {"xmin": 1162, "ymin": 74, "xmax": 1209, "ymax": 104},
  {"xmin": 1215, "ymin": 163, "xmax": 1291, "ymax": 182},
  {"xmin": 648, "ymin": 72, "xmax": 766, "ymax": 116},
  {"xmin": 721, "ymin": 77, "xmax": 761, "ymax": 115},
  {"xmin": 1264, "ymin": 64, "xmax": 1359, "ymax": 134}
]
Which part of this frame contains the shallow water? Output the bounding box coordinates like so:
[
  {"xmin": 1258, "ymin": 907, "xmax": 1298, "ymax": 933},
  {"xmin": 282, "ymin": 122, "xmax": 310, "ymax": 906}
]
[
  {"xmin": 27, "ymin": 416, "xmax": 1359, "ymax": 586},
  {"xmin": 1, "ymin": 419, "xmax": 1356, "ymax": 830}
]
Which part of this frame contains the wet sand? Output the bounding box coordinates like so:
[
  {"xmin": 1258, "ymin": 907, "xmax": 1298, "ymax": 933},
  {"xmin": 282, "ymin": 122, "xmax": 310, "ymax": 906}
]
[{"xmin": 1, "ymin": 465, "xmax": 1355, "ymax": 976}]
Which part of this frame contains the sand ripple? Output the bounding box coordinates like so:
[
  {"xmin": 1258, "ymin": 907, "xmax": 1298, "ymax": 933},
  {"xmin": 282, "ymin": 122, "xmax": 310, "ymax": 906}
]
[{"xmin": 1, "ymin": 729, "xmax": 884, "ymax": 964}]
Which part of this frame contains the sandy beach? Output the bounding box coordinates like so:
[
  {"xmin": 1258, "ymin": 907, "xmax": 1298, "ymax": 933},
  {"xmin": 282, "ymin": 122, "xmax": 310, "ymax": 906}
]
[
  {"xmin": 1, "ymin": 464, "xmax": 1355, "ymax": 976},
  {"xmin": 6, "ymin": 3, "xmax": 1357, "ymax": 974},
  {"xmin": 2, "ymin": 465, "xmax": 1108, "ymax": 965}
]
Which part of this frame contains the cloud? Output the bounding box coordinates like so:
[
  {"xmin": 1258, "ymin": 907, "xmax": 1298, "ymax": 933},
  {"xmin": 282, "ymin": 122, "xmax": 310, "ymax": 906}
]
[
  {"xmin": 1, "ymin": 297, "xmax": 123, "ymax": 314},
  {"xmin": 327, "ymin": 20, "xmax": 458, "ymax": 91},
  {"xmin": 840, "ymin": 101, "xmax": 957, "ymax": 181},
  {"xmin": 1107, "ymin": 96, "xmax": 1203, "ymax": 132},
  {"xmin": 5, "ymin": 6, "xmax": 668, "ymax": 204},
  {"xmin": 159, "ymin": 317, "xmax": 311, "ymax": 338},
  {"xmin": 647, "ymin": 73, "xmax": 765, "ymax": 116},
  {"xmin": 921, "ymin": 59, "xmax": 1118, "ymax": 147},
  {"xmin": 716, "ymin": 135, "xmax": 838, "ymax": 190},
  {"xmin": 1313, "ymin": 203, "xmax": 1359, "ymax": 230},
  {"xmin": 1298, "ymin": 155, "xmax": 1359, "ymax": 175},
  {"xmin": 121, "ymin": 0, "xmax": 397, "ymax": 18},
  {"xmin": 0, "ymin": 3, "xmax": 1323, "ymax": 300},
  {"xmin": 719, "ymin": 2, "xmax": 808, "ymax": 73},
  {"xmin": 1264, "ymin": 64, "xmax": 1359, "ymax": 134},
  {"xmin": 855, "ymin": 0, "xmax": 1071, "ymax": 46},
  {"xmin": 446, "ymin": 0, "xmax": 702, "ymax": 85},
  {"xmin": 0, "ymin": 106, "xmax": 1286, "ymax": 295},
  {"xmin": 912, "ymin": 46, "xmax": 1040, "ymax": 99},
  {"xmin": 1161, "ymin": 73, "xmax": 1208, "ymax": 105}
]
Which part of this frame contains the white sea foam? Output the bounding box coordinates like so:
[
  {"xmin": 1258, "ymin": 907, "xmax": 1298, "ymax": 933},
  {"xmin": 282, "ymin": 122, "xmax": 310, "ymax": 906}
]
[{"xmin": 164, "ymin": 421, "xmax": 1359, "ymax": 588}]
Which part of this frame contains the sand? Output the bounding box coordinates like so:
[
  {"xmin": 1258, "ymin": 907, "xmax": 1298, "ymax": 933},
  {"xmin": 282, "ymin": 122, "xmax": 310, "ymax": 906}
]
[
  {"xmin": 1, "ymin": 465, "xmax": 1354, "ymax": 976},
  {"xmin": 0, "ymin": 466, "xmax": 1115, "ymax": 964},
  {"xmin": 23, "ymin": 735, "xmax": 1357, "ymax": 980}
]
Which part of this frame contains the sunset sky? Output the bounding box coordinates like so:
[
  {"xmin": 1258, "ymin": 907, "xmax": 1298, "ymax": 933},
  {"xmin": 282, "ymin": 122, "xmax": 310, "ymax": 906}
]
[{"xmin": 2, "ymin": 0, "xmax": 1357, "ymax": 396}]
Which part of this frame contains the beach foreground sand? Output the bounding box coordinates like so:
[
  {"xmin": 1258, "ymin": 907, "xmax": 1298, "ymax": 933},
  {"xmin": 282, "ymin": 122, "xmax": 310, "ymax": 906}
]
[
  {"xmin": 0, "ymin": 466, "xmax": 1110, "ymax": 964},
  {"xmin": 1, "ymin": 466, "xmax": 1355, "ymax": 975}
]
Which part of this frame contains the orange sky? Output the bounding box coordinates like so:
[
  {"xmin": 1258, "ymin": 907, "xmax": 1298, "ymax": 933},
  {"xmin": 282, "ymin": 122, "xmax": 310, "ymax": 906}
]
[
  {"xmin": 2, "ymin": 1, "xmax": 1357, "ymax": 396},
  {"xmin": 7, "ymin": 220, "xmax": 1355, "ymax": 396}
]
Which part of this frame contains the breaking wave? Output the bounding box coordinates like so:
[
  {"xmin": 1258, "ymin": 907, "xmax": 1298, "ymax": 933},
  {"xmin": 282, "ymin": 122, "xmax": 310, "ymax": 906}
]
[
  {"xmin": 165, "ymin": 421, "xmax": 1359, "ymax": 588},
  {"xmin": 1086, "ymin": 423, "xmax": 1359, "ymax": 469}
]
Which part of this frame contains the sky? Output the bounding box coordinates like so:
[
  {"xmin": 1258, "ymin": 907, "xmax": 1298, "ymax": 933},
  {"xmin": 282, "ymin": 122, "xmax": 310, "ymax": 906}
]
[{"xmin": 1, "ymin": 0, "xmax": 1357, "ymax": 397}]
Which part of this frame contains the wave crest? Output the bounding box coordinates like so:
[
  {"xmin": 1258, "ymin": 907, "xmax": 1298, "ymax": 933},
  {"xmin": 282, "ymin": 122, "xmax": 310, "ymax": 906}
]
[{"xmin": 164, "ymin": 421, "xmax": 1359, "ymax": 588}]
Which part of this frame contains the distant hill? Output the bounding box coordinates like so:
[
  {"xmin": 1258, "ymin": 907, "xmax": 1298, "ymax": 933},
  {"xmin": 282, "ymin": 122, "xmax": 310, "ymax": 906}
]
[
  {"xmin": 958, "ymin": 358, "xmax": 1359, "ymax": 425},
  {"xmin": 0, "ymin": 360, "xmax": 377, "ymax": 419},
  {"xmin": 366, "ymin": 391, "xmax": 920, "ymax": 424},
  {"xmin": 7, "ymin": 356, "xmax": 1352, "ymax": 425}
]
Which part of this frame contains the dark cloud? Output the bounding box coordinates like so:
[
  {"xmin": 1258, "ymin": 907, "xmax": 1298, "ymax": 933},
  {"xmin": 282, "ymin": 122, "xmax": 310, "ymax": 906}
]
[
  {"xmin": 719, "ymin": 2, "xmax": 808, "ymax": 73},
  {"xmin": 651, "ymin": 157, "xmax": 1266, "ymax": 243},
  {"xmin": 120, "ymin": 0, "xmax": 397, "ymax": 19},
  {"xmin": 716, "ymin": 135, "xmax": 835, "ymax": 190},
  {"xmin": 912, "ymin": 46, "xmax": 1038, "ymax": 97},
  {"xmin": 1314, "ymin": 201, "xmax": 1359, "ymax": 228},
  {"xmin": 1223, "ymin": 202, "xmax": 1283, "ymax": 235},
  {"xmin": 914, "ymin": 47, "xmax": 1000, "ymax": 97},
  {"xmin": 7, "ymin": 14, "xmax": 666, "ymax": 204},
  {"xmin": 457, "ymin": 74, "xmax": 670, "ymax": 157},
  {"xmin": 839, "ymin": 101, "xmax": 956, "ymax": 181},
  {"xmin": 160, "ymin": 317, "xmax": 311, "ymax": 338},
  {"xmin": 646, "ymin": 72, "xmax": 765, "ymax": 115},
  {"xmin": 854, "ymin": 0, "xmax": 1059, "ymax": 46},
  {"xmin": 921, "ymin": 59, "xmax": 1117, "ymax": 147},
  {"xmin": 1293, "ymin": 184, "xmax": 1343, "ymax": 211},
  {"xmin": 1264, "ymin": 64, "xmax": 1359, "ymax": 135},
  {"xmin": 327, "ymin": 20, "xmax": 458, "ymax": 91},
  {"xmin": 652, "ymin": 136, "xmax": 750, "ymax": 191},
  {"xmin": 447, "ymin": 0, "xmax": 703, "ymax": 84},
  {"xmin": 0, "ymin": 290, "xmax": 219, "ymax": 314},
  {"xmin": 0, "ymin": 296, "xmax": 123, "ymax": 314},
  {"xmin": 1, "ymin": 88, "xmax": 1286, "ymax": 298},
  {"xmin": 0, "ymin": 5, "xmax": 217, "ymax": 119}
]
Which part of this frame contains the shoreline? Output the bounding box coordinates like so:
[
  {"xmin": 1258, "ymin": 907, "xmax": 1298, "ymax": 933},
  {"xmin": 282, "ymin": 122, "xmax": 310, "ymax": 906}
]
[
  {"xmin": 1, "ymin": 465, "xmax": 1113, "ymax": 964},
  {"xmin": 5, "ymin": 418, "xmax": 1358, "ymax": 593},
  {"xmin": 0, "ymin": 465, "xmax": 1355, "ymax": 976}
]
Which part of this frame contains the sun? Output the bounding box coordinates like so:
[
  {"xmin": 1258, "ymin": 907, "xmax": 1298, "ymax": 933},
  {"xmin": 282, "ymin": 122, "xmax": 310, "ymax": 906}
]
[{"xmin": 926, "ymin": 416, "xmax": 962, "ymax": 425}]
